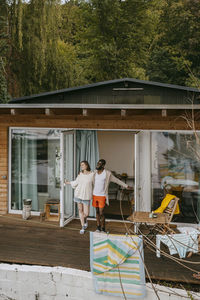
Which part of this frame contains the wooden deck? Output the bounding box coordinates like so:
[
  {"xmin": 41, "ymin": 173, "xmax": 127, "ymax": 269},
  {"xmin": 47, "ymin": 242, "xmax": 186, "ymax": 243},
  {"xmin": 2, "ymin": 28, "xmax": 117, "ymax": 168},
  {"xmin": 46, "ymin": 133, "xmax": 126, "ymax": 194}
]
[{"xmin": 0, "ymin": 215, "xmax": 200, "ymax": 286}]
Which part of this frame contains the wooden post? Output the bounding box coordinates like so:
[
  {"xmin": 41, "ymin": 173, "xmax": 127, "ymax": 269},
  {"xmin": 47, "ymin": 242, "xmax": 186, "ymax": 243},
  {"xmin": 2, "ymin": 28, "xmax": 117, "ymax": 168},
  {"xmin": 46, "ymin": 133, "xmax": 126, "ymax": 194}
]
[
  {"xmin": 45, "ymin": 108, "xmax": 54, "ymax": 115},
  {"xmin": 162, "ymin": 109, "xmax": 167, "ymax": 117},
  {"xmin": 121, "ymin": 109, "xmax": 126, "ymax": 117},
  {"xmin": 82, "ymin": 109, "xmax": 88, "ymax": 116},
  {"xmin": 10, "ymin": 109, "xmax": 16, "ymax": 115}
]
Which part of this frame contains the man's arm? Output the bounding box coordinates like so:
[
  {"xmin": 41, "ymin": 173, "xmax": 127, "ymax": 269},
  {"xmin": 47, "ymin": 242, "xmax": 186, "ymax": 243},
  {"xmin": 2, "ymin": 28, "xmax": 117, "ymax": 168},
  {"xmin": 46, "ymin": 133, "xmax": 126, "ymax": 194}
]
[{"xmin": 110, "ymin": 174, "xmax": 128, "ymax": 189}]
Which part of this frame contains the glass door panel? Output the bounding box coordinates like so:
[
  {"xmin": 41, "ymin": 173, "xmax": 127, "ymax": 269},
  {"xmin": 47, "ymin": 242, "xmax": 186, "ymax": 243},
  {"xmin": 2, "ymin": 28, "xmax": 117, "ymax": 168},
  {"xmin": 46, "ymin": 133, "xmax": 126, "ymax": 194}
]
[
  {"xmin": 60, "ymin": 131, "xmax": 75, "ymax": 227},
  {"xmin": 151, "ymin": 132, "xmax": 200, "ymax": 224},
  {"xmin": 10, "ymin": 129, "xmax": 60, "ymax": 213}
]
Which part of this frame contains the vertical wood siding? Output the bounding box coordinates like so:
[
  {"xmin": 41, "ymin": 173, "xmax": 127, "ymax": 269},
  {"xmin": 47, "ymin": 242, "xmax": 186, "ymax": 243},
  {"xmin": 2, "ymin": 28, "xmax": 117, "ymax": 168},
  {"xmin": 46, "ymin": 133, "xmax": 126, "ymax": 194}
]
[{"xmin": 0, "ymin": 127, "xmax": 8, "ymax": 214}]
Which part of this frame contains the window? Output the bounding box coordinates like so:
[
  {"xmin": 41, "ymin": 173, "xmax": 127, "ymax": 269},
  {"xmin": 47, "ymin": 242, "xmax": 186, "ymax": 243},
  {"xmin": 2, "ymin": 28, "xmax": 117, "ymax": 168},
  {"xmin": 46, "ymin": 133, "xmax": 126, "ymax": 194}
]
[
  {"xmin": 151, "ymin": 132, "xmax": 200, "ymax": 223},
  {"xmin": 11, "ymin": 129, "xmax": 60, "ymax": 212}
]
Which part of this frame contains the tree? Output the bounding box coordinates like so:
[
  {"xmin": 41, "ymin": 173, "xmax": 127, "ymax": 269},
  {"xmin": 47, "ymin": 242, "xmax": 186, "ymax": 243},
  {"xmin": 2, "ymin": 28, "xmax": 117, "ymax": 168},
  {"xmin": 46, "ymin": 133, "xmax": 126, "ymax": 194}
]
[
  {"xmin": 147, "ymin": 0, "xmax": 200, "ymax": 86},
  {"xmin": 17, "ymin": 0, "xmax": 62, "ymax": 95},
  {"xmin": 0, "ymin": 1, "xmax": 10, "ymax": 103},
  {"xmin": 77, "ymin": 0, "xmax": 156, "ymax": 82},
  {"xmin": 8, "ymin": 0, "xmax": 86, "ymax": 96},
  {"xmin": 6, "ymin": 0, "xmax": 200, "ymax": 97}
]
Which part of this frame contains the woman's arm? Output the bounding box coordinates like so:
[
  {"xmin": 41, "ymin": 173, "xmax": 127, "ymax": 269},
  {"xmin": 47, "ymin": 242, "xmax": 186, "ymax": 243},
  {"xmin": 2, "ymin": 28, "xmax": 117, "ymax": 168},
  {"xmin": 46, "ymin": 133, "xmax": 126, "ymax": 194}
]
[
  {"xmin": 65, "ymin": 180, "xmax": 71, "ymax": 185},
  {"xmin": 65, "ymin": 175, "xmax": 80, "ymax": 188}
]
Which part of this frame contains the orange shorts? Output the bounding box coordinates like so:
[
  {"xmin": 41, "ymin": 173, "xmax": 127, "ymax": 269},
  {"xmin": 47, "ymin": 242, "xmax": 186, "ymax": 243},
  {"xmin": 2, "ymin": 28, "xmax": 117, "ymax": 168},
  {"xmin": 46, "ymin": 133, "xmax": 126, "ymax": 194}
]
[{"xmin": 92, "ymin": 195, "xmax": 106, "ymax": 208}]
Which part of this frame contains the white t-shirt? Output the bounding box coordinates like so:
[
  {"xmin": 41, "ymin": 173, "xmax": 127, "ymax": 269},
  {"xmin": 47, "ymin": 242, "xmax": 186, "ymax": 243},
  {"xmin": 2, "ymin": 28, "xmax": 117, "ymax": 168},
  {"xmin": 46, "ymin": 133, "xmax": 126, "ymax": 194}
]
[
  {"xmin": 70, "ymin": 172, "xmax": 94, "ymax": 200},
  {"xmin": 93, "ymin": 170, "xmax": 106, "ymax": 196}
]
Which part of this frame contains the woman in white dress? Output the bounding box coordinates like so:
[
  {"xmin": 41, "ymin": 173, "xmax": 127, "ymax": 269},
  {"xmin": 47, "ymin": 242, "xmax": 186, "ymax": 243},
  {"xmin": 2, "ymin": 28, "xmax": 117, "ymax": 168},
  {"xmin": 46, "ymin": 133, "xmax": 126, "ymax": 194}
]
[{"xmin": 65, "ymin": 161, "xmax": 94, "ymax": 234}]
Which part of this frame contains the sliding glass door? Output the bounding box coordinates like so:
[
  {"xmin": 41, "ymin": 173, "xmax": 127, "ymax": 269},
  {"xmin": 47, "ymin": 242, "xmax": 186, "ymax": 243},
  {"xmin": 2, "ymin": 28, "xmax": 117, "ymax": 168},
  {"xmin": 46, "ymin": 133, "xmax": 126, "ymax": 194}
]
[
  {"xmin": 11, "ymin": 128, "xmax": 101, "ymax": 226},
  {"xmin": 10, "ymin": 129, "xmax": 61, "ymax": 213},
  {"xmin": 60, "ymin": 131, "xmax": 76, "ymax": 227},
  {"xmin": 151, "ymin": 132, "xmax": 200, "ymax": 224},
  {"xmin": 11, "ymin": 130, "xmax": 38, "ymax": 211},
  {"xmin": 10, "ymin": 128, "xmax": 76, "ymax": 226},
  {"xmin": 135, "ymin": 130, "xmax": 200, "ymax": 224}
]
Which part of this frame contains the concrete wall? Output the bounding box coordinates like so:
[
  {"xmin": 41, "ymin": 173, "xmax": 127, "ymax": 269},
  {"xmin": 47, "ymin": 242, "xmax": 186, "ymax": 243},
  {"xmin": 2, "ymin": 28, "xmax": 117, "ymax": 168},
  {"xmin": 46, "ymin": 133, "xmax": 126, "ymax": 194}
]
[
  {"xmin": 98, "ymin": 131, "xmax": 135, "ymax": 176},
  {"xmin": 0, "ymin": 264, "xmax": 198, "ymax": 300}
]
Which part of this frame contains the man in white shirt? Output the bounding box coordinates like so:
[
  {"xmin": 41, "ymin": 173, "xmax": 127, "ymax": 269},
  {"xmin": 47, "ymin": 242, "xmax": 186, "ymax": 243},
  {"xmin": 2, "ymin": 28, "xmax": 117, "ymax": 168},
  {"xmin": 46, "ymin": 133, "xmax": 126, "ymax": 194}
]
[{"xmin": 92, "ymin": 159, "xmax": 131, "ymax": 232}]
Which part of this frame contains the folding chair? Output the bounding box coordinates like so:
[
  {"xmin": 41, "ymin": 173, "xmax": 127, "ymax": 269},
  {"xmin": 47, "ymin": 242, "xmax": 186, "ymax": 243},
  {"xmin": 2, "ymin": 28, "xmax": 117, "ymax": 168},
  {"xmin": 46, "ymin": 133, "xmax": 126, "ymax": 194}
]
[{"xmin": 158, "ymin": 196, "xmax": 180, "ymax": 234}]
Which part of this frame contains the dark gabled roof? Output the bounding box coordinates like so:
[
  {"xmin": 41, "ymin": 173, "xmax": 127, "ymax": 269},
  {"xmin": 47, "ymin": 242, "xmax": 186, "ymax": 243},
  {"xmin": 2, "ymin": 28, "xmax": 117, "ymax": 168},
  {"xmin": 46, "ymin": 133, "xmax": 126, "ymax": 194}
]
[{"xmin": 9, "ymin": 78, "xmax": 200, "ymax": 103}]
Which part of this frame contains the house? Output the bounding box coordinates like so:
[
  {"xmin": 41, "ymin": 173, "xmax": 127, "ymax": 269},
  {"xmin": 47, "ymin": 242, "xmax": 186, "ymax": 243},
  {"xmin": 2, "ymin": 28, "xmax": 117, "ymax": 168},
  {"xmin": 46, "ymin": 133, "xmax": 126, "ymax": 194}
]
[{"xmin": 1, "ymin": 78, "xmax": 200, "ymax": 227}]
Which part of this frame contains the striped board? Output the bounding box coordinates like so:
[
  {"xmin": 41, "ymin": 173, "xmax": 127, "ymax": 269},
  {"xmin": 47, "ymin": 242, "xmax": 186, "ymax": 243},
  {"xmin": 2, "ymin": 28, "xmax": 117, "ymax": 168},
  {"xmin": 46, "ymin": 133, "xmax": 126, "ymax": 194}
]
[{"xmin": 90, "ymin": 232, "xmax": 146, "ymax": 298}]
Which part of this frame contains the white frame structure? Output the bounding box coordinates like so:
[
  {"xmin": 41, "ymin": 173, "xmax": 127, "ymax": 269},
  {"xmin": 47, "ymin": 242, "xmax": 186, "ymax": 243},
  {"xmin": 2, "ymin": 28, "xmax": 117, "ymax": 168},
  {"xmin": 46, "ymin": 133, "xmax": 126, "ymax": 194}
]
[
  {"xmin": 9, "ymin": 127, "xmax": 200, "ymax": 226},
  {"xmin": 8, "ymin": 127, "xmax": 136, "ymax": 226}
]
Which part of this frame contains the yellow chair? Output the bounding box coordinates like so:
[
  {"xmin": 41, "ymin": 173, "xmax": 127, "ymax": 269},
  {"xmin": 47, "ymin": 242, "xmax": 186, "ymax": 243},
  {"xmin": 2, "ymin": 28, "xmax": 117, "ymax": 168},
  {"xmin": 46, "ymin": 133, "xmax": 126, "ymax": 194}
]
[{"xmin": 154, "ymin": 194, "xmax": 180, "ymax": 233}]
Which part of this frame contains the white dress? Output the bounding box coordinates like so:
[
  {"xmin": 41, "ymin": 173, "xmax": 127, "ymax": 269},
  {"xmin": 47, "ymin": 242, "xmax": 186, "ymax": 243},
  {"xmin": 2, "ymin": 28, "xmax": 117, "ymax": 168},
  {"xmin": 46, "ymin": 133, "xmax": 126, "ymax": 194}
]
[{"xmin": 70, "ymin": 172, "xmax": 94, "ymax": 200}]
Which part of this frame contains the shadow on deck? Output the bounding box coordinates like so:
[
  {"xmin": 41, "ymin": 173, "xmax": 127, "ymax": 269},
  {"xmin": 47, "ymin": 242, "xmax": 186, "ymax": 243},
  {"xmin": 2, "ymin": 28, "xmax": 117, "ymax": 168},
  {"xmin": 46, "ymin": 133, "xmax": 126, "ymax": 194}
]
[{"xmin": 0, "ymin": 215, "xmax": 199, "ymax": 286}]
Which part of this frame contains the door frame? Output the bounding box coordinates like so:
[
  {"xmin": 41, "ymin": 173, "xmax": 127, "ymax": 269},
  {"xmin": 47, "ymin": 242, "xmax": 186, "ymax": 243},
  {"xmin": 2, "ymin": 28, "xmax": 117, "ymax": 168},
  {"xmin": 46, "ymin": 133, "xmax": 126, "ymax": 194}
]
[
  {"xmin": 7, "ymin": 127, "xmax": 142, "ymax": 218},
  {"xmin": 134, "ymin": 131, "xmax": 151, "ymax": 212}
]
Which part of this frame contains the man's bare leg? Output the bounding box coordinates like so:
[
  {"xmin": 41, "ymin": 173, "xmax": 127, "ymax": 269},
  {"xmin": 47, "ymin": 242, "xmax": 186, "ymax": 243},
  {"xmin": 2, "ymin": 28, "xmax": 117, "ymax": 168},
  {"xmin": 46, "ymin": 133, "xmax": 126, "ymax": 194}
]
[
  {"xmin": 96, "ymin": 207, "xmax": 101, "ymax": 229},
  {"xmin": 99, "ymin": 207, "xmax": 105, "ymax": 231}
]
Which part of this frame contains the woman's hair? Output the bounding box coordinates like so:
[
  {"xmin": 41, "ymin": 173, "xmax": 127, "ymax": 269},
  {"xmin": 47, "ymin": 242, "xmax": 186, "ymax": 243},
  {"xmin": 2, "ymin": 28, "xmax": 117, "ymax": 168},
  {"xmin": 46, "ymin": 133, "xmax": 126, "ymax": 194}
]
[{"xmin": 80, "ymin": 160, "xmax": 91, "ymax": 171}]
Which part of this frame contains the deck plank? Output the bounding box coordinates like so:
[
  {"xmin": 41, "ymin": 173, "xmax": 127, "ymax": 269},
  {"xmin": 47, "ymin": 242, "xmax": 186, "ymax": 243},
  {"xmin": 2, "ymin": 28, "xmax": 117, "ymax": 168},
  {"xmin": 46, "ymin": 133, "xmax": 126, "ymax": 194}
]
[{"xmin": 0, "ymin": 215, "xmax": 199, "ymax": 285}]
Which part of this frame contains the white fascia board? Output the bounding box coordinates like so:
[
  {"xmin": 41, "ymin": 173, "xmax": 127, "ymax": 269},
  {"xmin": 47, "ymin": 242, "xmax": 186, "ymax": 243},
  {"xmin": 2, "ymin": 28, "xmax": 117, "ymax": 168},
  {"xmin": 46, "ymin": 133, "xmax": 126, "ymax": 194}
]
[{"xmin": 1, "ymin": 103, "xmax": 200, "ymax": 110}]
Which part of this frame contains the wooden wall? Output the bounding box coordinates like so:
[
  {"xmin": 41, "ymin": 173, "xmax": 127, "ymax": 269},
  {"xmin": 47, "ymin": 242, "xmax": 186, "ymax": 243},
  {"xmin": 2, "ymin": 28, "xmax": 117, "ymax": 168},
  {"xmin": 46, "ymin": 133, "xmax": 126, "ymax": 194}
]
[
  {"xmin": 0, "ymin": 108, "xmax": 199, "ymax": 130},
  {"xmin": 0, "ymin": 127, "xmax": 8, "ymax": 214}
]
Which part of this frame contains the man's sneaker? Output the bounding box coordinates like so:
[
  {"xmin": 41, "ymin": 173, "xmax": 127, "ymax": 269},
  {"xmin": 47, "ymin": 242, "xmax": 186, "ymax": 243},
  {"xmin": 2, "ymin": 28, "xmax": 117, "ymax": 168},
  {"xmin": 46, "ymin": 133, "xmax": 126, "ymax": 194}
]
[
  {"xmin": 95, "ymin": 226, "xmax": 101, "ymax": 233},
  {"xmin": 83, "ymin": 222, "xmax": 88, "ymax": 230},
  {"xmin": 80, "ymin": 228, "xmax": 85, "ymax": 234},
  {"xmin": 101, "ymin": 227, "xmax": 106, "ymax": 233}
]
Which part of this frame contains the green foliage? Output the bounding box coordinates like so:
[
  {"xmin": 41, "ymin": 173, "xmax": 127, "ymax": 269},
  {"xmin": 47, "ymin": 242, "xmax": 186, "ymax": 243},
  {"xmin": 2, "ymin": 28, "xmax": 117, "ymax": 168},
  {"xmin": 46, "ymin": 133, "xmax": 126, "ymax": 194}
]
[
  {"xmin": 0, "ymin": 2, "xmax": 10, "ymax": 103},
  {"xmin": 147, "ymin": 0, "xmax": 200, "ymax": 87},
  {"xmin": 9, "ymin": 0, "xmax": 87, "ymax": 96},
  {"xmin": 77, "ymin": 0, "xmax": 154, "ymax": 82},
  {"xmin": 0, "ymin": 57, "xmax": 10, "ymax": 103},
  {"xmin": 4, "ymin": 0, "xmax": 200, "ymax": 98},
  {"xmin": 147, "ymin": 46, "xmax": 191, "ymax": 85},
  {"xmin": 15, "ymin": 0, "xmax": 62, "ymax": 95}
]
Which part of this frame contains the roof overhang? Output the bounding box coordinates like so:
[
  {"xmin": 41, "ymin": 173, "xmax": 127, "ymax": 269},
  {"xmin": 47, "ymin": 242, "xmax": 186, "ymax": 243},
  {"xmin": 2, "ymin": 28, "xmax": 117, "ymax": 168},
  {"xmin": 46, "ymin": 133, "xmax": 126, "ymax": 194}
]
[
  {"xmin": 1, "ymin": 104, "xmax": 200, "ymax": 110},
  {"xmin": 1, "ymin": 103, "xmax": 200, "ymax": 131}
]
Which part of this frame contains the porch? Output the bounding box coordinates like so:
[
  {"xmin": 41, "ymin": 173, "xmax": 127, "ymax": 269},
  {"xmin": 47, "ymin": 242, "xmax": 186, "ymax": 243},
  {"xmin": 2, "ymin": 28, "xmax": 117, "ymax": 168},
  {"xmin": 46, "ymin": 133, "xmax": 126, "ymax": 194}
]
[{"xmin": 0, "ymin": 215, "xmax": 199, "ymax": 287}]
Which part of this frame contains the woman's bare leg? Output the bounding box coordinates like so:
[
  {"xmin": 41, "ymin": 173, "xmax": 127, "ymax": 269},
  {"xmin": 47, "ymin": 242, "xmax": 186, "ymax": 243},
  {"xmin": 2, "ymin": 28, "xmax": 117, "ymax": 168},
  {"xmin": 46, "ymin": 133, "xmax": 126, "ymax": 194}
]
[
  {"xmin": 78, "ymin": 203, "xmax": 84, "ymax": 227},
  {"xmin": 83, "ymin": 204, "xmax": 90, "ymax": 224}
]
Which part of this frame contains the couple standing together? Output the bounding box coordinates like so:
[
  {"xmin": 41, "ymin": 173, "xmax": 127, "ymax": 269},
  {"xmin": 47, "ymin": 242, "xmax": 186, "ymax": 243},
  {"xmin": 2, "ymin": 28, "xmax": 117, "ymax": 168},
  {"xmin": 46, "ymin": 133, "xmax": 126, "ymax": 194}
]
[{"xmin": 65, "ymin": 159, "xmax": 131, "ymax": 234}]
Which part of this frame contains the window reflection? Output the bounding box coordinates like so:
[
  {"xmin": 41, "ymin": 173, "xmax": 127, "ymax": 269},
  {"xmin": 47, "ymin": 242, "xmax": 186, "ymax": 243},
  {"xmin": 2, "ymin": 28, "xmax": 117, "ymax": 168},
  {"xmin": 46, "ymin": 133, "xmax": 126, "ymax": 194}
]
[
  {"xmin": 151, "ymin": 132, "xmax": 200, "ymax": 224},
  {"xmin": 11, "ymin": 129, "xmax": 60, "ymax": 212}
]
